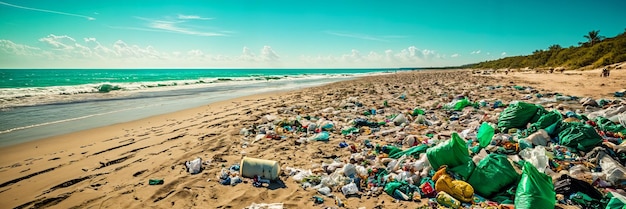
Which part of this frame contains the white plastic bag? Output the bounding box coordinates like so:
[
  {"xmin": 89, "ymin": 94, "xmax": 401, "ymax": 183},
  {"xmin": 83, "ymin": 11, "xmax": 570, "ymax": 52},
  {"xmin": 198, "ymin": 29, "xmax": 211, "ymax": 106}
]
[
  {"xmin": 343, "ymin": 163, "xmax": 356, "ymax": 177},
  {"xmin": 600, "ymin": 155, "xmax": 626, "ymax": 185},
  {"xmin": 246, "ymin": 202, "xmax": 284, "ymax": 209},
  {"xmin": 185, "ymin": 157, "xmax": 202, "ymax": 174},
  {"xmin": 291, "ymin": 169, "xmax": 312, "ymax": 182},
  {"xmin": 318, "ymin": 186, "xmax": 332, "ymax": 196},
  {"xmin": 519, "ymin": 146, "xmax": 549, "ymax": 173},
  {"xmin": 341, "ymin": 182, "xmax": 359, "ymax": 195},
  {"xmin": 525, "ymin": 129, "xmax": 549, "ymax": 146}
]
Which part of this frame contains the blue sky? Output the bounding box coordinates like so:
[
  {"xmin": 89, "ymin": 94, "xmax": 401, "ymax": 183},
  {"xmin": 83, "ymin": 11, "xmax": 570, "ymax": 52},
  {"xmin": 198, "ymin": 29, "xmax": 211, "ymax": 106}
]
[{"xmin": 1, "ymin": 0, "xmax": 625, "ymax": 68}]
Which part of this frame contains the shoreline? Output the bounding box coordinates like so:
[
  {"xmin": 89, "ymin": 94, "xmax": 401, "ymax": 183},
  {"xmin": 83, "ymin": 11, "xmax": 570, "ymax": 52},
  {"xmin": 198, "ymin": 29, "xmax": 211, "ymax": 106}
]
[
  {"xmin": 0, "ymin": 68, "xmax": 624, "ymax": 209},
  {"xmin": 0, "ymin": 76, "xmax": 359, "ymax": 147}
]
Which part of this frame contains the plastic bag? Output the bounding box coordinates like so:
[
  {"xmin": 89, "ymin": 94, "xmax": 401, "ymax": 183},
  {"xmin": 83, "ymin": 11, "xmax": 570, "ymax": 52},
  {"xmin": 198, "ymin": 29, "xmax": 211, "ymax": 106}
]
[
  {"xmin": 558, "ymin": 123, "xmax": 602, "ymax": 152},
  {"xmin": 599, "ymin": 155, "xmax": 626, "ymax": 186},
  {"xmin": 514, "ymin": 162, "xmax": 555, "ymax": 209},
  {"xmin": 389, "ymin": 144, "xmax": 428, "ymax": 159},
  {"xmin": 393, "ymin": 114, "xmax": 408, "ymax": 126},
  {"xmin": 318, "ymin": 186, "xmax": 332, "ymax": 196},
  {"xmin": 497, "ymin": 101, "xmax": 543, "ymax": 131},
  {"xmin": 427, "ymin": 132, "xmax": 471, "ymax": 170},
  {"xmin": 246, "ymin": 202, "xmax": 284, "ymax": 209},
  {"xmin": 444, "ymin": 98, "xmax": 472, "ymax": 111},
  {"xmin": 524, "ymin": 129, "xmax": 550, "ymax": 146},
  {"xmin": 291, "ymin": 169, "xmax": 312, "ymax": 182},
  {"xmin": 341, "ymin": 182, "xmax": 359, "ymax": 196},
  {"xmin": 467, "ymin": 154, "xmax": 520, "ymax": 197},
  {"xmin": 476, "ymin": 122, "xmax": 495, "ymax": 149},
  {"xmin": 519, "ymin": 146, "xmax": 549, "ymax": 173},
  {"xmin": 449, "ymin": 160, "xmax": 476, "ymax": 181},
  {"xmin": 185, "ymin": 157, "xmax": 202, "ymax": 174},
  {"xmin": 526, "ymin": 110, "xmax": 562, "ymax": 135},
  {"xmin": 595, "ymin": 116, "xmax": 626, "ymax": 135},
  {"xmin": 308, "ymin": 132, "xmax": 330, "ymax": 142},
  {"xmin": 605, "ymin": 192, "xmax": 626, "ymax": 209},
  {"xmin": 343, "ymin": 163, "xmax": 357, "ymax": 177}
]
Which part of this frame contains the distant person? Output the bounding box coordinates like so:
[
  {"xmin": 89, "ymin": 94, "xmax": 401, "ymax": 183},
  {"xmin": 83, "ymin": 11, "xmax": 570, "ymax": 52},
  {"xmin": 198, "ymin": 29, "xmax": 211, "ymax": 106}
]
[
  {"xmin": 602, "ymin": 68, "xmax": 607, "ymax": 77},
  {"xmin": 505, "ymin": 70, "xmax": 509, "ymax": 75},
  {"xmin": 607, "ymin": 68, "xmax": 611, "ymax": 77}
]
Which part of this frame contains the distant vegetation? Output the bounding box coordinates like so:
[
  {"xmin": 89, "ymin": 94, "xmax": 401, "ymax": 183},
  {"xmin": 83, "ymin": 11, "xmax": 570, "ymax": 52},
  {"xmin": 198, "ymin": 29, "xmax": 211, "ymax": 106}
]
[{"xmin": 470, "ymin": 29, "xmax": 626, "ymax": 70}]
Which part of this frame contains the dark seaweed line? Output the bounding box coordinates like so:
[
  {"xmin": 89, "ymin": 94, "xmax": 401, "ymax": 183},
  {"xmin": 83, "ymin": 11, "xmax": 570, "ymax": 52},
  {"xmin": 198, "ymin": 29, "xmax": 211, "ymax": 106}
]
[
  {"xmin": 91, "ymin": 141, "xmax": 135, "ymax": 156},
  {"xmin": 153, "ymin": 190, "xmax": 175, "ymax": 203},
  {"xmin": 0, "ymin": 167, "xmax": 56, "ymax": 188},
  {"xmin": 44, "ymin": 173, "xmax": 107, "ymax": 194},
  {"xmin": 14, "ymin": 192, "xmax": 71, "ymax": 209},
  {"xmin": 96, "ymin": 154, "xmax": 134, "ymax": 170}
]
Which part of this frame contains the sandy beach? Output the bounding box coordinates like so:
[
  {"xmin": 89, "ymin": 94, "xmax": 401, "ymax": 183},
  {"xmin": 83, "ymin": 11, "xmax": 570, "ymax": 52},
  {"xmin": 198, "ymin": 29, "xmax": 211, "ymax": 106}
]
[{"xmin": 1, "ymin": 68, "xmax": 625, "ymax": 209}]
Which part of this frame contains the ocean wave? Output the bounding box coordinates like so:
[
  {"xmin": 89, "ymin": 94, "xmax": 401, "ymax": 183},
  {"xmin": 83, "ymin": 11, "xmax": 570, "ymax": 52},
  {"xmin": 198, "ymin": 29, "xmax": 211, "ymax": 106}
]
[{"xmin": 0, "ymin": 73, "xmax": 374, "ymax": 109}]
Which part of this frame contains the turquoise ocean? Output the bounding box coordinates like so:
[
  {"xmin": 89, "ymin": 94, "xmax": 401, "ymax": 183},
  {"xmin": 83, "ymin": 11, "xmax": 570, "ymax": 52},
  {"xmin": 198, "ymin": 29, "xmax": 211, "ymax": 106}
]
[{"xmin": 0, "ymin": 68, "xmax": 401, "ymax": 147}]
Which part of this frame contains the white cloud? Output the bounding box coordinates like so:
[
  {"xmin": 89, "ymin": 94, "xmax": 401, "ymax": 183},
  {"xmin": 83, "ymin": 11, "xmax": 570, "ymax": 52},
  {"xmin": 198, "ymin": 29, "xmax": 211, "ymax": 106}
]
[
  {"xmin": 501, "ymin": 52, "xmax": 507, "ymax": 56},
  {"xmin": 470, "ymin": 50, "xmax": 481, "ymax": 54},
  {"xmin": 384, "ymin": 49, "xmax": 395, "ymax": 62},
  {"xmin": 341, "ymin": 49, "xmax": 362, "ymax": 62},
  {"xmin": 451, "ymin": 53, "xmax": 459, "ymax": 58},
  {"xmin": 0, "ymin": 1, "xmax": 95, "ymax": 20},
  {"xmin": 422, "ymin": 49, "xmax": 435, "ymax": 57},
  {"xmin": 177, "ymin": 14, "xmax": 212, "ymax": 20},
  {"xmin": 38, "ymin": 34, "xmax": 76, "ymax": 50},
  {"xmin": 260, "ymin": 46, "xmax": 279, "ymax": 62},
  {"xmin": 0, "ymin": 40, "xmax": 42, "ymax": 56},
  {"xmin": 187, "ymin": 49, "xmax": 204, "ymax": 57},
  {"xmin": 1, "ymin": 35, "xmax": 454, "ymax": 68}
]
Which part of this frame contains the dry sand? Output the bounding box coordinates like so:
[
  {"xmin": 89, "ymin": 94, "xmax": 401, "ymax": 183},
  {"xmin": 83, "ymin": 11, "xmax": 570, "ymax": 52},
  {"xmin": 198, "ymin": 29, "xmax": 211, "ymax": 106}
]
[{"xmin": 0, "ymin": 68, "xmax": 624, "ymax": 209}]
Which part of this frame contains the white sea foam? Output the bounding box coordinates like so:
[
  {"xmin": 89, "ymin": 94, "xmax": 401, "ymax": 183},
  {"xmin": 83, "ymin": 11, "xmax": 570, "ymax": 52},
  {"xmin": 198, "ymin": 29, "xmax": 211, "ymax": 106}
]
[{"xmin": 0, "ymin": 73, "xmax": 371, "ymax": 109}]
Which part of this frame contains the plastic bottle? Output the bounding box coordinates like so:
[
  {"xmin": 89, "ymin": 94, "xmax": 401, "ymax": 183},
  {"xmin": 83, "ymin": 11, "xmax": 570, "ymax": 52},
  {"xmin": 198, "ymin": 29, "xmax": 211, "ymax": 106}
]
[
  {"xmin": 394, "ymin": 189, "xmax": 410, "ymax": 200},
  {"xmin": 335, "ymin": 196, "xmax": 345, "ymax": 207},
  {"xmin": 436, "ymin": 191, "xmax": 461, "ymax": 208}
]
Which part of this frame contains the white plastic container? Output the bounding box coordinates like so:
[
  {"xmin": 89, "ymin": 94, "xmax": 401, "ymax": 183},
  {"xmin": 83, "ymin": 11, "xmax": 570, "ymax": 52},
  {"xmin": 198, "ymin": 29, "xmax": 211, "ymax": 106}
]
[{"xmin": 240, "ymin": 157, "xmax": 281, "ymax": 180}]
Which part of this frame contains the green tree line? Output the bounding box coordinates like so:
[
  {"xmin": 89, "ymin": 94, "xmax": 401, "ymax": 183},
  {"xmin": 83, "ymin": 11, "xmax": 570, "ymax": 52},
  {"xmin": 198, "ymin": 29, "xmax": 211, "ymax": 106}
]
[{"xmin": 470, "ymin": 30, "xmax": 626, "ymax": 70}]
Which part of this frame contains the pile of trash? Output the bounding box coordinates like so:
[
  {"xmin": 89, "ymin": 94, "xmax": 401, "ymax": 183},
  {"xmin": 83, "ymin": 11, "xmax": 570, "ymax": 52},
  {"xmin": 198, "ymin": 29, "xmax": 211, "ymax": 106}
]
[{"xmin": 220, "ymin": 87, "xmax": 626, "ymax": 208}]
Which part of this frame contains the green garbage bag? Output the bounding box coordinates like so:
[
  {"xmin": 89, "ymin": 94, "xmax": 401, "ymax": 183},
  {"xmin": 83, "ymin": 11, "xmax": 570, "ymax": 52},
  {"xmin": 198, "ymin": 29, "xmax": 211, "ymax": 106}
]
[
  {"xmin": 443, "ymin": 98, "xmax": 473, "ymax": 111},
  {"xmin": 497, "ymin": 101, "xmax": 543, "ymax": 131},
  {"xmin": 605, "ymin": 192, "xmax": 626, "ymax": 209},
  {"xmin": 389, "ymin": 144, "xmax": 428, "ymax": 159},
  {"xmin": 544, "ymin": 120, "xmax": 561, "ymax": 136},
  {"xmin": 596, "ymin": 116, "xmax": 626, "ymax": 135},
  {"xmin": 558, "ymin": 123, "xmax": 602, "ymax": 152},
  {"xmin": 412, "ymin": 108, "xmax": 425, "ymax": 116},
  {"xmin": 449, "ymin": 160, "xmax": 476, "ymax": 181},
  {"xmin": 454, "ymin": 98, "xmax": 472, "ymax": 111},
  {"xmin": 527, "ymin": 110, "xmax": 562, "ymax": 135},
  {"xmin": 477, "ymin": 122, "xmax": 495, "ymax": 149},
  {"xmin": 467, "ymin": 154, "xmax": 520, "ymax": 197},
  {"xmin": 384, "ymin": 181, "xmax": 403, "ymax": 196},
  {"xmin": 382, "ymin": 145, "xmax": 403, "ymax": 157},
  {"xmin": 426, "ymin": 132, "xmax": 471, "ymax": 170},
  {"xmin": 515, "ymin": 162, "xmax": 556, "ymax": 209}
]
